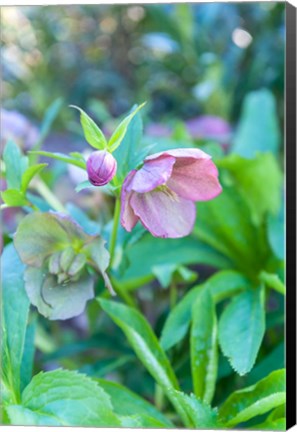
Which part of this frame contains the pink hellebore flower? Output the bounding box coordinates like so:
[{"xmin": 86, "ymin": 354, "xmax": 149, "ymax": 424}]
[{"xmin": 120, "ymin": 148, "xmax": 222, "ymax": 238}]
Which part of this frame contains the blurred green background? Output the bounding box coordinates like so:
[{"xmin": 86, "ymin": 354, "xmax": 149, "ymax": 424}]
[{"xmin": 1, "ymin": 3, "xmax": 284, "ymax": 128}]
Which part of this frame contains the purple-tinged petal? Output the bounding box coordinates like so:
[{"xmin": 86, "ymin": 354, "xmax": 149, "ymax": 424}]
[
  {"xmin": 87, "ymin": 150, "xmax": 117, "ymax": 186},
  {"xmin": 130, "ymin": 189, "xmax": 196, "ymax": 238},
  {"xmin": 167, "ymin": 158, "xmax": 222, "ymax": 201},
  {"xmin": 145, "ymin": 148, "xmax": 211, "ymax": 164},
  {"xmin": 127, "ymin": 156, "xmax": 176, "ymax": 193},
  {"xmin": 120, "ymin": 170, "xmax": 139, "ymax": 232},
  {"xmin": 185, "ymin": 115, "xmax": 231, "ymax": 141}
]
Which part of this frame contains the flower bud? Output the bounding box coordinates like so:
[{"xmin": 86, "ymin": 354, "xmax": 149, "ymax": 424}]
[{"xmin": 86, "ymin": 150, "xmax": 117, "ymax": 186}]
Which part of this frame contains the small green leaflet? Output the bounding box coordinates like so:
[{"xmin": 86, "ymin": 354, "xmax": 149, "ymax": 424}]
[
  {"xmin": 108, "ymin": 102, "xmax": 146, "ymax": 152},
  {"xmin": 70, "ymin": 105, "xmax": 107, "ymax": 150}
]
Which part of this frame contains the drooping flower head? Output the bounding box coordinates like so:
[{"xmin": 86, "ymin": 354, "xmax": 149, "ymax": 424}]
[
  {"xmin": 120, "ymin": 148, "xmax": 222, "ymax": 238},
  {"xmin": 86, "ymin": 150, "xmax": 117, "ymax": 186}
]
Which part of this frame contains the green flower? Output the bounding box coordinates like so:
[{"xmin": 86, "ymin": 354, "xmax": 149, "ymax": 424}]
[{"xmin": 14, "ymin": 212, "xmax": 114, "ymax": 320}]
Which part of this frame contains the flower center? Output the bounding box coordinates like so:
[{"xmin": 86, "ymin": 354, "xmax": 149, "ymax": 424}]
[{"xmin": 154, "ymin": 184, "xmax": 179, "ymax": 201}]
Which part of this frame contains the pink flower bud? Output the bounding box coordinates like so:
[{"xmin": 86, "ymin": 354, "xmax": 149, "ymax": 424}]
[{"xmin": 86, "ymin": 150, "xmax": 117, "ymax": 186}]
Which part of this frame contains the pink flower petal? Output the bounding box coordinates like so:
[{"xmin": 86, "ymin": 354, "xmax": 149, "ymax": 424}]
[
  {"xmin": 127, "ymin": 156, "xmax": 176, "ymax": 193},
  {"xmin": 120, "ymin": 171, "xmax": 139, "ymax": 231},
  {"xmin": 145, "ymin": 147, "xmax": 211, "ymax": 163},
  {"xmin": 167, "ymin": 158, "xmax": 222, "ymax": 201},
  {"xmin": 130, "ymin": 189, "xmax": 196, "ymax": 238}
]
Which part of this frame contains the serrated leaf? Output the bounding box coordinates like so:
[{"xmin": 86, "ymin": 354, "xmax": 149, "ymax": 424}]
[
  {"xmin": 160, "ymin": 270, "xmax": 249, "ymax": 351},
  {"xmin": 218, "ymin": 370, "xmax": 285, "ymax": 427},
  {"xmin": 70, "ymin": 105, "xmax": 107, "ymax": 150},
  {"xmin": 29, "ymin": 151, "xmax": 86, "ymax": 169},
  {"xmin": 233, "ymin": 89, "xmax": 280, "ymax": 158},
  {"xmin": 7, "ymin": 369, "xmax": 120, "ymax": 426},
  {"xmin": 97, "ymin": 379, "xmax": 173, "ymax": 427},
  {"xmin": 218, "ymin": 286, "xmax": 265, "ymax": 375},
  {"xmin": 1, "ymin": 189, "xmax": 28, "ymax": 207},
  {"xmin": 1, "ymin": 244, "xmax": 30, "ymax": 402},
  {"xmin": 97, "ymin": 298, "xmax": 191, "ymax": 427},
  {"xmin": 21, "ymin": 163, "xmax": 47, "ymax": 193},
  {"xmin": 168, "ymin": 390, "xmax": 221, "ymax": 429},
  {"xmin": 3, "ymin": 140, "xmax": 28, "ymax": 189},
  {"xmin": 108, "ymin": 103, "xmax": 146, "ymax": 152},
  {"xmin": 191, "ymin": 288, "xmax": 218, "ymax": 404}
]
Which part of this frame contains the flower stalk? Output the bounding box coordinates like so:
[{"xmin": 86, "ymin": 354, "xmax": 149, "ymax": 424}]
[{"xmin": 109, "ymin": 196, "xmax": 121, "ymax": 268}]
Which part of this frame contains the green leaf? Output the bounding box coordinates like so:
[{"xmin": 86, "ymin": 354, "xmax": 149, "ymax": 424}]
[
  {"xmin": 20, "ymin": 319, "xmax": 36, "ymax": 393},
  {"xmin": 1, "ymin": 189, "xmax": 28, "ymax": 207},
  {"xmin": 29, "ymin": 151, "xmax": 86, "ymax": 169},
  {"xmin": 218, "ymin": 287, "xmax": 265, "ymax": 375},
  {"xmin": 21, "ymin": 163, "xmax": 48, "ymax": 193},
  {"xmin": 194, "ymin": 186, "xmax": 269, "ymax": 277},
  {"xmin": 70, "ymin": 105, "xmax": 107, "ymax": 150},
  {"xmin": 191, "ymin": 288, "xmax": 218, "ymax": 404},
  {"xmin": 24, "ymin": 267, "xmax": 94, "ymax": 320},
  {"xmin": 1, "ymin": 244, "xmax": 30, "ymax": 402},
  {"xmin": 204, "ymin": 270, "xmax": 251, "ymax": 303},
  {"xmin": 113, "ymin": 109, "xmax": 151, "ymax": 183},
  {"xmin": 97, "ymin": 379, "xmax": 173, "ymax": 427},
  {"xmin": 119, "ymin": 235, "xmax": 232, "ymax": 290},
  {"xmin": 260, "ymin": 271, "xmax": 285, "ymax": 295},
  {"xmin": 120, "ymin": 414, "xmax": 170, "ymax": 428},
  {"xmin": 233, "ymin": 89, "xmax": 280, "ymax": 158},
  {"xmin": 249, "ymin": 417, "xmax": 286, "ymax": 430},
  {"xmin": 152, "ymin": 263, "xmax": 197, "ymax": 288},
  {"xmin": 108, "ymin": 103, "xmax": 146, "ymax": 152},
  {"xmin": 98, "ymin": 299, "xmax": 178, "ymax": 389},
  {"xmin": 218, "ymin": 370, "xmax": 286, "ymax": 427},
  {"xmin": 160, "ymin": 270, "xmax": 249, "ymax": 350},
  {"xmin": 97, "ymin": 299, "xmax": 191, "ymax": 427},
  {"xmin": 3, "ymin": 140, "xmax": 28, "ymax": 189},
  {"xmin": 219, "ymin": 153, "xmax": 282, "ymax": 225},
  {"xmin": 14, "ymin": 212, "xmax": 91, "ymax": 267},
  {"xmin": 7, "ymin": 369, "xmax": 120, "ymax": 426},
  {"xmin": 168, "ymin": 390, "xmax": 221, "ymax": 429}
]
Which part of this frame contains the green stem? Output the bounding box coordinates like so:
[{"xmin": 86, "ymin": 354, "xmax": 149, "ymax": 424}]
[
  {"xmin": 34, "ymin": 179, "xmax": 67, "ymax": 213},
  {"xmin": 109, "ymin": 197, "xmax": 121, "ymax": 267}
]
